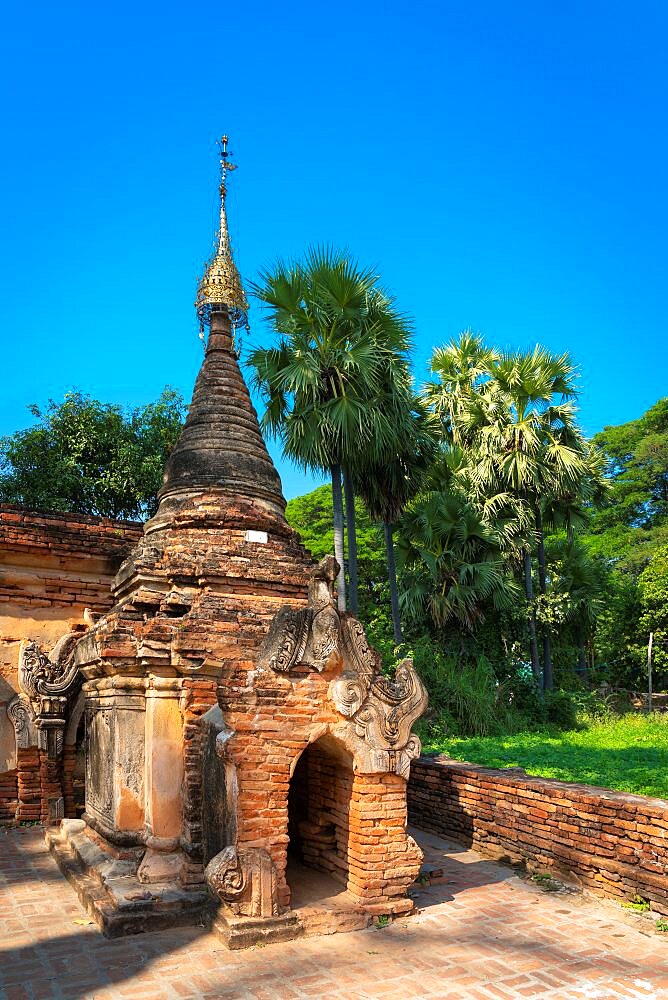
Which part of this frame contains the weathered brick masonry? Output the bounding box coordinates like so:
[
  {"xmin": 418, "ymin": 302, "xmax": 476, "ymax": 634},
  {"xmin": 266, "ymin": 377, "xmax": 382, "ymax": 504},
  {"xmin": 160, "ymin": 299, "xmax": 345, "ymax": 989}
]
[
  {"xmin": 0, "ymin": 506, "xmax": 142, "ymax": 821},
  {"xmin": 408, "ymin": 756, "xmax": 668, "ymax": 914}
]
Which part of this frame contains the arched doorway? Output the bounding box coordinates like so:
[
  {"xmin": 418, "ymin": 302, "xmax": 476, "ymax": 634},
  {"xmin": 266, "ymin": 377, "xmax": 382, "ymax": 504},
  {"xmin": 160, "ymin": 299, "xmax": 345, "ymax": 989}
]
[{"xmin": 287, "ymin": 734, "xmax": 354, "ymax": 905}]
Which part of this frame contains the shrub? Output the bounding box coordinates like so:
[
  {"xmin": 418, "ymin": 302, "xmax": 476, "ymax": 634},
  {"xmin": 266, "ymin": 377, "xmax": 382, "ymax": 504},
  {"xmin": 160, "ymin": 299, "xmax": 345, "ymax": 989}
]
[
  {"xmin": 411, "ymin": 639, "xmax": 528, "ymax": 737},
  {"xmin": 543, "ymin": 690, "xmax": 579, "ymax": 729}
]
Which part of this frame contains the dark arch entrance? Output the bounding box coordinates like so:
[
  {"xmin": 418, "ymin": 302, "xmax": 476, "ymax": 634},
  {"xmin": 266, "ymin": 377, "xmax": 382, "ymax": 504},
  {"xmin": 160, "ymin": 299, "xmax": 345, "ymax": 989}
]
[{"xmin": 287, "ymin": 735, "xmax": 354, "ymax": 904}]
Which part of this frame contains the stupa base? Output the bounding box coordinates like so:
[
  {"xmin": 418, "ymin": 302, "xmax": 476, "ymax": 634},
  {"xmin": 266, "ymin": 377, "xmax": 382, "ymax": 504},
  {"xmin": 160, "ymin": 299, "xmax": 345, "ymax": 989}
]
[{"xmin": 46, "ymin": 819, "xmax": 210, "ymax": 937}]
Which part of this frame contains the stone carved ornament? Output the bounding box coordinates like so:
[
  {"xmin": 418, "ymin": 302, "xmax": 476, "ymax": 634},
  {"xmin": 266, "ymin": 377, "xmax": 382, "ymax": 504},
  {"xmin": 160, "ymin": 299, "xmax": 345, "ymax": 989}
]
[
  {"xmin": 17, "ymin": 632, "xmax": 82, "ymax": 759},
  {"xmin": 205, "ymin": 845, "xmax": 278, "ymax": 918},
  {"xmin": 7, "ymin": 695, "xmax": 37, "ymax": 750},
  {"xmin": 257, "ymin": 555, "xmax": 340, "ymax": 673},
  {"xmin": 257, "ymin": 556, "xmax": 428, "ymax": 777}
]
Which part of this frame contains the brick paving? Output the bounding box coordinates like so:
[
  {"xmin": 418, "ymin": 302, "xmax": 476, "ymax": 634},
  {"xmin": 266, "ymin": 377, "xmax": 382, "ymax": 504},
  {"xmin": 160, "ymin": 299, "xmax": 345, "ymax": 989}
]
[{"xmin": 1, "ymin": 827, "xmax": 666, "ymax": 1000}]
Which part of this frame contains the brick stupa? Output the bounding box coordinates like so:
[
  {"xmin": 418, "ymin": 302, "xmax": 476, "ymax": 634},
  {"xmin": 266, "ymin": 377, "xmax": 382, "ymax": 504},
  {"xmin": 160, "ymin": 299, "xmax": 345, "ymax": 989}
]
[{"xmin": 47, "ymin": 137, "xmax": 427, "ymax": 945}]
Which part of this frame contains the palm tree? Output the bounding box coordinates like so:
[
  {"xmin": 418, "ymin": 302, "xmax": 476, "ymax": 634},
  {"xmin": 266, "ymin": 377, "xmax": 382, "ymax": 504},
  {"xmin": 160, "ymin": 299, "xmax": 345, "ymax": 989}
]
[
  {"xmin": 469, "ymin": 348, "xmax": 587, "ymax": 689},
  {"xmin": 424, "ymin": 330, "xmax": 499, "ymax": 447},
  {"xmin": 396, "ymin": 485, "xmax": 522, "ymax": 631},
  {"xmin": 247, "ymin": 248, "xmax": 412, "ymax": 612},
  {"xmin": 546, "ymin": 536, "xmax": 607, "ymax": 678},
  {"xmin": 355, "ymin": 393, "xmax": 437, "ymax": 642}
]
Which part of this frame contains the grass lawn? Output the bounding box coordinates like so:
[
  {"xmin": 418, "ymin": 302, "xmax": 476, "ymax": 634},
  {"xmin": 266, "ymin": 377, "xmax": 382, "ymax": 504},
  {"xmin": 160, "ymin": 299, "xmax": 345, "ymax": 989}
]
[{"xmin": 423, "ymin": 713, "xmax": 668, "ymax": 799}]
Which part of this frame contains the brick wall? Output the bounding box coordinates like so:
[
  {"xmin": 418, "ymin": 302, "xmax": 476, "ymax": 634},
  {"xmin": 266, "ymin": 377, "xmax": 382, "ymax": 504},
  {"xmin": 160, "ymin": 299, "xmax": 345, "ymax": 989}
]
[
  {"xmin": 0, "ymin": 505, "xmax": 142, "ymax": 822},
  {"xmin": 0, "ymin": 505, "xmax": 142, "ymax": 621},
  {"xmin": 408, "ymin": 757, "xmax": 668, "ymax": 915}
]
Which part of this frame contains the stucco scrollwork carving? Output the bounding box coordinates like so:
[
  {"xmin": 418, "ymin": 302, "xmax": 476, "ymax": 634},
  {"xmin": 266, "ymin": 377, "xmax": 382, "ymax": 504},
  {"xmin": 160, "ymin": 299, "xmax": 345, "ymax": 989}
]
[
  {"xmin": 306, "ymin": 555, "xmax": 340, "ymax": 667},
  {"xmin": 257, "ymin": 606, "xmax": 312, "ymax": 673},
  {"xmin": 258, "ymin": 552, "xmax": 428, "ymax": 777},
  {"xmin": 329, "ymin": 617, "xmax": 380, "ymax": 717},
  {"xmin": 19, "ymin": 634, "xmax": 80, "ymax": 701},
  {"xmin": 352, "ymin": 658, "xmax": 427, "ymax": 751},
  {"xmin": 330, "ymin": 650, "xmax": 427, "ymax": 778},
  {"xmin": 7, "ymin": 695, "xmax": 37, "ymax": 749},
  {"xmin": 257, "ymin": 556, "xmax": 340, "ymax": 673},
  {"xmin": 18, "ymin": 632, "xmax": 82, "ymax": 759},
  {"xmin": 205, "ymin": 845, "xmax": 278, "ymax": 917},
  {"xmin": 329, "ymin": 611, "xmax": 427, "ymax": 777}
]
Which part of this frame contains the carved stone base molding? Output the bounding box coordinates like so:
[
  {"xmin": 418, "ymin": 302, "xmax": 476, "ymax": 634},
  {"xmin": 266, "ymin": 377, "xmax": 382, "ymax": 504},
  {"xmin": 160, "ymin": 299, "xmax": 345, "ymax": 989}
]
[{"xmin": 46, "ymin": 819, "xmax": 209, "ymax": 938}]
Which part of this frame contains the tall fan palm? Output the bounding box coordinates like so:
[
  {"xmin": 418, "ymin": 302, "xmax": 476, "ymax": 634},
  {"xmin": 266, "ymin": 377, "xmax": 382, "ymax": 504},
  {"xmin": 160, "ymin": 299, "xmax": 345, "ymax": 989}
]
[
  {"xmin": 396, "ymin": 487, "xmax": 522, "ymax": 631},
  {"xmin": 469, "ymin": 347, "xmax": 588, "ymax": 688},
  {"xmin": 247, "ymin": 247, "xmax": 412, "ymax": 612},
  {"xmin": 425, "ymin": 330, "xmax": 499, "ymax": 446}
]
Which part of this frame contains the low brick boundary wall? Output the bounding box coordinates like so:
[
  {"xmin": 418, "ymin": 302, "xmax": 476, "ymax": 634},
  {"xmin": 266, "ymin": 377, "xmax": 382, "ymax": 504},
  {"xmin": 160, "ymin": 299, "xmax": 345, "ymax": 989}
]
[{"xmin": 408, "ymin": 756, "xmax": 668, "ymax": 915}]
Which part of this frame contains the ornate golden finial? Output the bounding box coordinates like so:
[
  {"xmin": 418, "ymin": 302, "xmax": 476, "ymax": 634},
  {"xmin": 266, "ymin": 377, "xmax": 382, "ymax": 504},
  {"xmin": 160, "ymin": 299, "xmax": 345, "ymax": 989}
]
[
  {"xmin": 217, "ymin": 134, "xmax": 237, "ymax": 193},
  {"xmin": 195, "ymin": 134, "xmax": 249, "ymax": 334}
]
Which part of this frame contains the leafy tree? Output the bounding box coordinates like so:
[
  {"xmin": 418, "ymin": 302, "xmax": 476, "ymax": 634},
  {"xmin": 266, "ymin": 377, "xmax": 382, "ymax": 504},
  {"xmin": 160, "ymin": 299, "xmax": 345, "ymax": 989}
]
[
  {"xmin": 424, "ymin": 330, "xmax": 498, "ymax": 446},
  {"xmin": 638, "ymin": 543, "xmax": 668, "ymax": 685},
  {"xmin": 285, "ymin": 484, "xmax": 385, "ymax": 573},
  {"xmin": 587, "ymin": 397, "xmax": 668, "ymax": 573},
  {"xmin": 544, "ymin": 536, "xmax": 607, "ymax": 678},
  {"xmin": 248, "ymin": 247, "xmax": 412, "ymax": 613},
  {"xmin": 470, "ymin": 347, "xmax": 589, "ymax": 689},
  {"xmin": 426, "ymin": 338, "xmax": 587, "ymax": 687},
  {"xmin": 0, "ymin": 389, "xmax": 185, "ymax": 520}
]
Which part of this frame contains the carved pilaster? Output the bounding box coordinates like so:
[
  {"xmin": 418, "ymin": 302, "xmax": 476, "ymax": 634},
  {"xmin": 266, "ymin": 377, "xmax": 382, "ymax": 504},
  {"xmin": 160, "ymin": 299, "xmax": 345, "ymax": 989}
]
[{"xmin": 7, "ymin": 695, "xmax": 36, "ymax": 749}]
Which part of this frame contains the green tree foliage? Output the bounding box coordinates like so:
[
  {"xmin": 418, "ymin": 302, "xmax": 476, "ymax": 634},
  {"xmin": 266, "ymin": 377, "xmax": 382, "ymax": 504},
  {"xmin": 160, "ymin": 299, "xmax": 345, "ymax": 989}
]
[
  {"xmin": 397, "ymin": 486, "xmax": 521, "ymax": 631},
  {"xmin": 423, "ymin": 334, "xmax": 600, "ymax": 689},
  {"xmin": 638, "ymin": 543, "xmax": 668, "ymax": 683},
  {"xmin": 285, "ymin": 484, "xmax": 384, "ymax": 571},
  {"xmin": 588, "ymin": 398, "xmax": 668, "ymax": 572},
  {"xmin": 0, "ymin": 389, "xmax": 185, "ymax": 520},
  {"xmin": 279, "ymin": 385, "xmax": 668, "ymax": 731}
]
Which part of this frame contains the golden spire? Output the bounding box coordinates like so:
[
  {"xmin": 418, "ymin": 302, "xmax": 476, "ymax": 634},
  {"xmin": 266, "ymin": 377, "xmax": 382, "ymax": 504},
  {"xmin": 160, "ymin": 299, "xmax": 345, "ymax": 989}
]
[{"xmin": 195, "ymin": 135, "xmax": 249, "ymax": 331}]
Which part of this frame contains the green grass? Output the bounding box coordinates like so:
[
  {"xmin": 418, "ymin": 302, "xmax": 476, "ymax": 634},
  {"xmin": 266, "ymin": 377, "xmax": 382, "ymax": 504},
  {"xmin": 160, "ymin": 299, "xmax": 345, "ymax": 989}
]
[{"xmin": 423, "ymin": 712, "xmax": 668, "ymax": 799}]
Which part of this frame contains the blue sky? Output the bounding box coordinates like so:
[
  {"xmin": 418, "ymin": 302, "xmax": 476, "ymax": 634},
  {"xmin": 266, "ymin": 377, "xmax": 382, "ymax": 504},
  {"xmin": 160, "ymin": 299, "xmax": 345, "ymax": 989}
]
[{"xmin": 1, "ymin": 1, "xmax": 666, "ymax": 500}]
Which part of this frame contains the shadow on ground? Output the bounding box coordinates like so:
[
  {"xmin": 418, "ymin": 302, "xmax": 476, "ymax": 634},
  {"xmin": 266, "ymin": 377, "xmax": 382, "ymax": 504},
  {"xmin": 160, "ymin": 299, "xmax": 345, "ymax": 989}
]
[{"xmin": 1, "ymin": 826, "xmax": 665, "ymax": 1000}]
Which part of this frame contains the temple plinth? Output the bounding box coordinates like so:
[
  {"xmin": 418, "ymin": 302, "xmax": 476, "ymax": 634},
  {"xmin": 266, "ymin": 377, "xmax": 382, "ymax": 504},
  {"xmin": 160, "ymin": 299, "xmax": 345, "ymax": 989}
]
[{"xmin": 45, "ymin": 137, "xmax": 427, "ymax": 945}]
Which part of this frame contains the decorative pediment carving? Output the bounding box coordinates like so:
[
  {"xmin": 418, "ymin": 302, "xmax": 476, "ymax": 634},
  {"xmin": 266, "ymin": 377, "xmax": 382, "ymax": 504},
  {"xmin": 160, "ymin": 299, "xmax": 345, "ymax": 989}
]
[
  {"xmin": 19, "ymin": 634, "xmax": 80, "ymax": 702},
  {"xmin": 257, "ymin": 556, "xmax": 340, "ymax": 673},
  {"xmin": 258, "ymin": 554, "xmax": 428, "ymax": 777},
  {"xmin": 257, "ymin": 606, "xmax": 312, "ymax": 673},
  {"xmin": 352, "ymin": 659, "xmax": 427, "ymax": 751}
]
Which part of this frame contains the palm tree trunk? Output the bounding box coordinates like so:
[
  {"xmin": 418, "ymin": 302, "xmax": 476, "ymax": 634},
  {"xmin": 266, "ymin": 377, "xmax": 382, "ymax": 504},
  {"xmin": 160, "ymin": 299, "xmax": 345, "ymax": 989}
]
[
  {"xmin": 384, "ymin": 520, "xmax": 403, "ymax": 644},
  {"xmin": 343, "ymin": 466, "xmax": 359, "ymax": 615},
  {"xmin": 330, "ymin": 464, "xmax": 346, "ymax": 613},
  {"xmin": 523, "ymin": 549, "xmax": 541, "ymax": 685},
  {"xmin": 535, "ymin": 508, "xmax": 553, "ymax": 692},
  {"xmin": 576, "ymin": 623, "xmax": 587, "ymax": 680}
]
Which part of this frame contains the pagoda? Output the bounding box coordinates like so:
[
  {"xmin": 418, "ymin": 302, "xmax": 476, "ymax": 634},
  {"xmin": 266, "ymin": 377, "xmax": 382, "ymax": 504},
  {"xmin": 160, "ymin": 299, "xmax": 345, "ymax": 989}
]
[{"xmin": 46, "ymin": 138, "xmax": 427, "ymax": 945}]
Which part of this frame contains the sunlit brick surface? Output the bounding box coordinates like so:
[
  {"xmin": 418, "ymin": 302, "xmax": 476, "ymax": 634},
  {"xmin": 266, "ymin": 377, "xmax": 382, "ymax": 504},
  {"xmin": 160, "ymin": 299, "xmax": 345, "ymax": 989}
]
[{"xmin": 1, "ymin": 827, "xmax": 666, "ymax": 999}]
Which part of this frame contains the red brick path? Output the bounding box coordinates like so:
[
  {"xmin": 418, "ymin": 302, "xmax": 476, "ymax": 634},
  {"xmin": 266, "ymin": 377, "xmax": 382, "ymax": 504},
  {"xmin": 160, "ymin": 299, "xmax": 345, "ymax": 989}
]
[{"xmin": 1, "ymin": 827, "xmax": 666, "ymax": 999}]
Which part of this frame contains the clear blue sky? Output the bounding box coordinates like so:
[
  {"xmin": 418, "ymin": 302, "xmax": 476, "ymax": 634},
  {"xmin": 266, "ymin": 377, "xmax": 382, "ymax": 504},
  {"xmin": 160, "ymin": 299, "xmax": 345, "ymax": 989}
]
[{"xmin": 1, "ymin": 2, "xmax": 666, "ymax": 500}]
